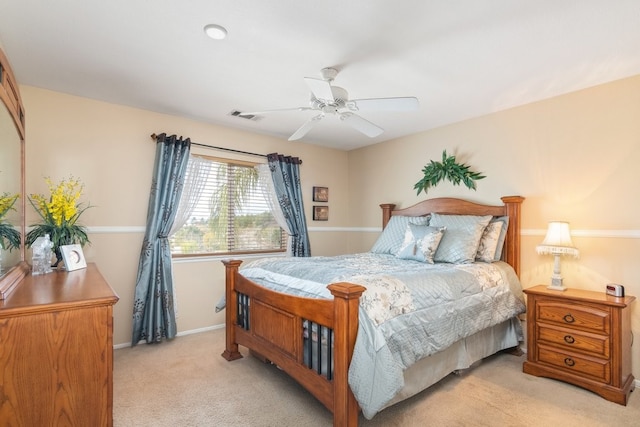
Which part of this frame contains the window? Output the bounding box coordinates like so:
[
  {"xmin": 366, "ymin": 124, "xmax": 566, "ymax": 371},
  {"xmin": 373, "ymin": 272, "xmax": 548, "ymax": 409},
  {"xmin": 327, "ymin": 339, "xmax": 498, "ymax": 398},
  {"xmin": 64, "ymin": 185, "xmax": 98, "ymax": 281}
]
[{"xmin": 170, "ymin": 156, "xmax": 285, "ymax": 256}]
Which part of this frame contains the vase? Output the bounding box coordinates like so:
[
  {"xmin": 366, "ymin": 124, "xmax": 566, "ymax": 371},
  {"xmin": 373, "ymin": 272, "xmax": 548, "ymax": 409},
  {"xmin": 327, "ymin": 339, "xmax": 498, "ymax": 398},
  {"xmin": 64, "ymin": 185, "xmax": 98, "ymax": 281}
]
[{"xmin": 52, "ymin": 246, "xmax": 64, "ymax": 268}]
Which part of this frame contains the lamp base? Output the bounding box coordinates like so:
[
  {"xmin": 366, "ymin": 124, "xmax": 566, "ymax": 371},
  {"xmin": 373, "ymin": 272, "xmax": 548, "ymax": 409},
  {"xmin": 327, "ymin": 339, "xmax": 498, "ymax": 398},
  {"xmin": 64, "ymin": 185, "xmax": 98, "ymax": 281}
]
[{"xmin": 547, "ymin": 276, "xmax": 566, "ymax": 291}]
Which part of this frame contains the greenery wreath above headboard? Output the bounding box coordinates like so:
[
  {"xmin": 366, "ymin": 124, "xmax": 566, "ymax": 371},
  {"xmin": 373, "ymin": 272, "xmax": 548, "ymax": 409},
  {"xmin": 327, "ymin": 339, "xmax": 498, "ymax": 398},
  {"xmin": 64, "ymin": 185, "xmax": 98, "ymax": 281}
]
[{"xmin": 414, "ymin": 150, "xmax": 486, "ymax": 195}]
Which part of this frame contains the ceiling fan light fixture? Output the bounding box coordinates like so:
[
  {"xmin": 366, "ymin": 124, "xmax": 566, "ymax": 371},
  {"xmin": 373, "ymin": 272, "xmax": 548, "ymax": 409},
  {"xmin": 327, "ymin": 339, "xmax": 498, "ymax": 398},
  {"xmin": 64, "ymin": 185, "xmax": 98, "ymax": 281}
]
[
  {"xmin": 204, "ymin": 24, "xmax": 227, "ymax": 40},
  {"xmin": 252, "ymin": 67, "xmax": 418, "ymax": 141}
]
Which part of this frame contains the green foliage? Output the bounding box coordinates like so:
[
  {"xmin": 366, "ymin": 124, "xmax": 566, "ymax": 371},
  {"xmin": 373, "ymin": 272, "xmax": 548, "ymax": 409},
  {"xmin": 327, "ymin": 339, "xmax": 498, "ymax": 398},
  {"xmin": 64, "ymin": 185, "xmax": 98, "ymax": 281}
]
[
  {"xmin": 0, "ymin": 192, "xmax": 20, "ymax": 250},
  {"xmin": 0, "ymin": 223, "xmax": 20, "ymax": 251},
  {"xmin": 25, "ymin": 222, "xmax": 90, "ymax": 249},
  {"xmin": 208, "ymin": 163, "xmax": 259, "ymax": 243},
  {"xmin": 170, "ymin": 211, "xmax": 283, "ymax": 254},
  {"xmin": 413, "ymin": 150, "xmax": 486, "ymax": 195}
]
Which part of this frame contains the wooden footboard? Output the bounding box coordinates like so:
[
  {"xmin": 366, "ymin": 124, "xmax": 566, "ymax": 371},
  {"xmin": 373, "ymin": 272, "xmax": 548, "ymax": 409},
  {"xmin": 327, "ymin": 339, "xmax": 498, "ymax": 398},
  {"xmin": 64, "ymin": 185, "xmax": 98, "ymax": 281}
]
[{"xmin": 222, "ymin": 260, "xmax": 365, "ymax": 427}]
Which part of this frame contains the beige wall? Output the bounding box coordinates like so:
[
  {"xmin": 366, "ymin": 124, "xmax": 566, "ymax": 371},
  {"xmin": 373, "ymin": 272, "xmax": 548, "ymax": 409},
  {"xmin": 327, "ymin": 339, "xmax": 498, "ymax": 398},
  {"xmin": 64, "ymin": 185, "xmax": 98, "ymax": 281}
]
[
  {"xmin": 347, "ymin": 74, "xmax": 640, "ymax": 378},
  {"xmin": 21, "ymin": 86, "xmax": 349, "ymax": 346},
  {"xmin": 20, "ymin": 73, "xmax": 640, "ymax": 378}
]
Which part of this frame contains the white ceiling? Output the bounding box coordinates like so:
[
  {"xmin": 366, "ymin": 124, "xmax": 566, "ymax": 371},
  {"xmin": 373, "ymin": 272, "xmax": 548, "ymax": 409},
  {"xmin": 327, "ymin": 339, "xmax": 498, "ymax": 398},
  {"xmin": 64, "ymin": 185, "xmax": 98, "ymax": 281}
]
[{"xmin": 1, "ymin": 1, "xmax": 639, "ymax": 151}]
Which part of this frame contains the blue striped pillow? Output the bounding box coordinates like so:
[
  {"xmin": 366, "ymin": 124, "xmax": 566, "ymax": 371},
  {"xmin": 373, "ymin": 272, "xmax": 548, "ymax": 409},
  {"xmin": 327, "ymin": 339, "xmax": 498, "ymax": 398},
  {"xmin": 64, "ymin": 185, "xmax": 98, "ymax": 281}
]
[{"xmin": 429, "ymin": 213, "xmax": 492, "ymax": 264}]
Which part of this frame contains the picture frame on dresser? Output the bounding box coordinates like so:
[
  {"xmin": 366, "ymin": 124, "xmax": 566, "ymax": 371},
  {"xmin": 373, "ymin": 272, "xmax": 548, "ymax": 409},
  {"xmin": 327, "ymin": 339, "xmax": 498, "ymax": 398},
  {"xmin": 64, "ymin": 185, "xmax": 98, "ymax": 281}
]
[{"xmin": 60, "ymin": 244, "xmax": 87, "ymax": 271}]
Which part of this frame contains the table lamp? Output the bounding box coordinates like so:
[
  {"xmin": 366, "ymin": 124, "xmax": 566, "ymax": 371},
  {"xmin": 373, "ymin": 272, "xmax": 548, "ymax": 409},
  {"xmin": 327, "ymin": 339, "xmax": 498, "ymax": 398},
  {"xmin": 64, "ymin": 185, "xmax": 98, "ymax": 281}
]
[{"xmin": 536, "ymin": 221, "xmax": 579, "ymax": 291}]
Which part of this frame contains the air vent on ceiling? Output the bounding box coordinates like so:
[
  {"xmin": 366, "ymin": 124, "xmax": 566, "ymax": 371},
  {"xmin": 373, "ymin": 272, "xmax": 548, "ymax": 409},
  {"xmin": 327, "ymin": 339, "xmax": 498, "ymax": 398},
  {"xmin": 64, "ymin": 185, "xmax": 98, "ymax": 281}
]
[{"xmin": 229, "ymin": 110, "xmax": 261, "ymax": 121}]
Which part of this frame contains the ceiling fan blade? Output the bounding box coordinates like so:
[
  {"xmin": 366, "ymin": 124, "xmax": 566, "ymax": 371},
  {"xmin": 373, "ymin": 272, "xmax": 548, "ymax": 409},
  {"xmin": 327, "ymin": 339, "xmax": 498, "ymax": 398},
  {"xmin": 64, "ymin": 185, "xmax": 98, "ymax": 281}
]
[
  {"xmin": 348, "ymin": 97, "xmax": 419, "ymax": 112},
  {"xmin": 340, "ymin": 112, "xmax": 384, "ymax": 138},
  {"xmin": 288, "ymin": 114, "xmax": 324, "ymax": 141},
  {"xmin": 239, "ymin": 107, "xmax": 313, "ymax": 116},
  {"xmin": 304, "ymin": 77, "xmax": 335, "ymax": 102}
]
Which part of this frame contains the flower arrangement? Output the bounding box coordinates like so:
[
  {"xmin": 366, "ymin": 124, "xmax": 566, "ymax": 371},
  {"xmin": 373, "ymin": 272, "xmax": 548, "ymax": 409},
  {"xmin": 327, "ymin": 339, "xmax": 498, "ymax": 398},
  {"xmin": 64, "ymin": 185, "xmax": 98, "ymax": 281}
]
[
  {"xmin": 0, "ymin": 192, "xmax": 20, "ymax": 251},
  {"xmin": 26, "ymin": 176, "xmax": 91, "ymax": 265}
]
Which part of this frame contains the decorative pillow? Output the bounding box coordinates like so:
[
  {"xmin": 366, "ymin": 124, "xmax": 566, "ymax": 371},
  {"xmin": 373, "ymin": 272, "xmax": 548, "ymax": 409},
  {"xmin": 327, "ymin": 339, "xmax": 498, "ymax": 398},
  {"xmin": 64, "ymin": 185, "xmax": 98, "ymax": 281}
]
[
  {"xmin": 429, "ymin": 213, "xmax": 492, "ymax": 264},
  {"xmin": 370, "ymin": 215, "xmax": 430, "ymax": 255},
  {"xmin": 476, "ymin": 220, "xmax": 503, "ymax": 262},
  {"xmin": 492, "ymin": 216, "xmax": 510, "ymax": 261},
  {"xmin": 395, "ymin": 224, "xmax": 445, "ymax": 263}
]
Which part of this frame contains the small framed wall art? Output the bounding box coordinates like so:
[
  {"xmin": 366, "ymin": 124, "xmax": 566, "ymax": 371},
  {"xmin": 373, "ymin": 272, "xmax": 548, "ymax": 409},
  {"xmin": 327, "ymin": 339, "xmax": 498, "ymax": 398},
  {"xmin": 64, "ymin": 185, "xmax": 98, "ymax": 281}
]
[
  {"xmin": 60, "ymin": 244, "xmax": 87, "ymax": 271},
  {"xmin": 313, "ymin": 186, "xmax": 329, "ymax": 202},
  {"xmin": 313, "ymin": 205, "xmax": 329, "ymax": 221}
]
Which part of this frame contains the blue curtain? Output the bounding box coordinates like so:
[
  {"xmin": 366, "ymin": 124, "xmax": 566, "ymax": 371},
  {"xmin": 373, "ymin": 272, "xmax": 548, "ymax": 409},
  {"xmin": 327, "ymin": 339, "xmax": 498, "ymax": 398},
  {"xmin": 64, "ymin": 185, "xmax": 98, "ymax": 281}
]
[
  {"xmin": 132, "ymin": 134, "xmax": 191, "ymax": 345},
  {"xmin": 267, "ymin": 153, "xmax": 310, "ymax": 256}
]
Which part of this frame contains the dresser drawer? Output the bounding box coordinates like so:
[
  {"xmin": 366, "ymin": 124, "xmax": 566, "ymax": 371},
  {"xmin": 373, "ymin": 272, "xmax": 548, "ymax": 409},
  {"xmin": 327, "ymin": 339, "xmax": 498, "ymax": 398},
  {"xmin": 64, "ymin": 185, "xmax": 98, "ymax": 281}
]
[
  {"xmin": 538, "ymin": 345, "xmax": 610, "ymax": 383},
  {"xmin": 538, "ymin": 324, "xmax": 609, "ymax": 358},
  {"xmin": 536, "ymin": 300, "xmax": 610, "ymax": 334}
]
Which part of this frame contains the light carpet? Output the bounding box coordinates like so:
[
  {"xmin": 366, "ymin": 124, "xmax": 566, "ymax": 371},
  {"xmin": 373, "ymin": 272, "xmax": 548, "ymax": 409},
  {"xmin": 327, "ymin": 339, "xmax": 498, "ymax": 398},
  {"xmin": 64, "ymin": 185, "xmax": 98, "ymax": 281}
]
[{"xmin": 114, "ymin": 328, "xmax": 640, "ymax": 426}]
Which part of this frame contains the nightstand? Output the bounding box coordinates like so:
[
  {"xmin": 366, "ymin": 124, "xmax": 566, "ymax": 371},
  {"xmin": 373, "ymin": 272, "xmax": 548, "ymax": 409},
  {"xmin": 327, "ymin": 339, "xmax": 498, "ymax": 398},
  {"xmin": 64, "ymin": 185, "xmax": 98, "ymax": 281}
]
[{"xmin": 523, "ymin": 285, "xmax": 635, "ymax": 405}]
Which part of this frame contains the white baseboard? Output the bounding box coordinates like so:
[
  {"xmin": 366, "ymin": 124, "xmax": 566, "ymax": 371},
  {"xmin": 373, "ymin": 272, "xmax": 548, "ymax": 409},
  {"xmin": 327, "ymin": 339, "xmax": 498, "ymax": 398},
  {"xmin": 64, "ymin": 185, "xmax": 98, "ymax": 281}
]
[{"xmin": 115, "ymin": 323, "xmax": 225, "ymax": 349}]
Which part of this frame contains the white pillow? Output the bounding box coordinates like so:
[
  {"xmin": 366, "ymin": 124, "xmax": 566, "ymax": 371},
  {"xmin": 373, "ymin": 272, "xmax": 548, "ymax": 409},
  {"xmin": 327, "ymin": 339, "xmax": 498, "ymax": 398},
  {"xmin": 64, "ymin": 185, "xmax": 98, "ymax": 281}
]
[
  {"xmin": 371, "ymin": 215, "xmax": 430, "ymax": 255},
  {"xmin": 429, "ymin": 213, "xmax": 492, "ymax": 264},
  {"xmin": 395, "ymin": 224, "xmax": 445, "ymax": 264}
]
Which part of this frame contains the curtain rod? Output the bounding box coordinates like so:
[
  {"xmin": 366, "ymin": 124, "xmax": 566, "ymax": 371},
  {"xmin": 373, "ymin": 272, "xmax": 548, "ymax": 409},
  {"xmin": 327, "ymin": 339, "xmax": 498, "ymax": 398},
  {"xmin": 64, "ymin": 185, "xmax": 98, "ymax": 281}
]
[{"xmin": 150, "ymin": 133, "xmax": 302, "ymax": 164}]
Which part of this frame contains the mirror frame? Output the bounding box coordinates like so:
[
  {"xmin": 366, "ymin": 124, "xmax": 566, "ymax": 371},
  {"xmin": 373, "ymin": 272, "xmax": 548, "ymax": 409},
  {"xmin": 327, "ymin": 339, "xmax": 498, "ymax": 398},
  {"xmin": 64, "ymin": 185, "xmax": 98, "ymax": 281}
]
[{"xmin": 0, "ymin": 47, "xmax": 28, "ymax": 298}]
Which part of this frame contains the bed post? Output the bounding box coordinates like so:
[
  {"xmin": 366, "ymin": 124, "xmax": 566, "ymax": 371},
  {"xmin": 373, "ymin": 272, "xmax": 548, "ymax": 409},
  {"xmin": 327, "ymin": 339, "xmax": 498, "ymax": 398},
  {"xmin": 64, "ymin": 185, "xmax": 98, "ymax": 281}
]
[
  {"xmin": 328, "ymin": 282, "xmax": 366, "ymax": 427},
  {"xmin": 500, "ymin": 196, "xmax": 525, "ymax": 278},
  {"xmin": 380, "ymin": 203, "xmax": 396, "ymax": 229},
  {"xmin": 221, "ymin": 259, "xmax": 244, "ymax": 361}
]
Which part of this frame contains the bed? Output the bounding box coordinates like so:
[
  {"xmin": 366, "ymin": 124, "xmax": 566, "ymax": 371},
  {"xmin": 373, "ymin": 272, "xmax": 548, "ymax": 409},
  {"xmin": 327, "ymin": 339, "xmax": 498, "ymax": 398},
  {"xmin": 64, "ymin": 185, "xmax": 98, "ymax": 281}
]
[{"xmin": 221, "ymin": 195, "xmax": 525, "ymax": 426}]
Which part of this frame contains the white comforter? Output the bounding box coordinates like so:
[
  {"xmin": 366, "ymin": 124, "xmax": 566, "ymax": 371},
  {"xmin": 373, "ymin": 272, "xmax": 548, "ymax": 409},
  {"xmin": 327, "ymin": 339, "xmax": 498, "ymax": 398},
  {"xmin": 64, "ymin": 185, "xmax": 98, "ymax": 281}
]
[{"xmin": 239, "ymin": 253, "xmax": 525, "ymax": 419}]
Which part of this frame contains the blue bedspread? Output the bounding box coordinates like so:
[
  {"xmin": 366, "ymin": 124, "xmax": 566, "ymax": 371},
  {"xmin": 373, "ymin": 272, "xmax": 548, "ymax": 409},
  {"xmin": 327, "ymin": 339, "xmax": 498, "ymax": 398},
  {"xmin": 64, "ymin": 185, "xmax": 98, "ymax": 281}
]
[{"xmin": 239, "ymin": 252, "xmax": 525, "ymax": 419}]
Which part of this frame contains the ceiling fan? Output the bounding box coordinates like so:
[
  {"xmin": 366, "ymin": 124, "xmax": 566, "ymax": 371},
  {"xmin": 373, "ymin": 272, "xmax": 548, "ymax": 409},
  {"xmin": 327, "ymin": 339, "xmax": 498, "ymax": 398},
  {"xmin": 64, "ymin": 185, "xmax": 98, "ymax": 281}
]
[{"xmin": 242, "ymin": 67, "xmax": 419, "ymax": 141}]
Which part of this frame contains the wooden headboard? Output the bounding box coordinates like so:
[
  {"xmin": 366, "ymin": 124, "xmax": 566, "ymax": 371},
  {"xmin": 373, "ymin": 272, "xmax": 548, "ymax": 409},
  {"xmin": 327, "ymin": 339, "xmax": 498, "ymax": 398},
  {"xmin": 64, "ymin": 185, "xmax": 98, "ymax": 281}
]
[{"xmin": 380, "ymin": 196, "xmax": 525, "ymax": 277}]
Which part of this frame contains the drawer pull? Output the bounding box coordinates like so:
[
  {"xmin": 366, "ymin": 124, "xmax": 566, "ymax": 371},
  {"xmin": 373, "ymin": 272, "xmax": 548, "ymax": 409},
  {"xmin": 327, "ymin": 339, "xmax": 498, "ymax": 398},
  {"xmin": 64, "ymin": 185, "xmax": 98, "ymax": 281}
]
[
  {"xmin": 563, "ymin": 335, "xmax": 575, "ymax": 344},
  {"xmin": 564, "ymin": 357, "xmax": 575, "ymax": 367},
  {"xmin": 563, "ymin": 314, "xmax": 575, "ymax": 323}
]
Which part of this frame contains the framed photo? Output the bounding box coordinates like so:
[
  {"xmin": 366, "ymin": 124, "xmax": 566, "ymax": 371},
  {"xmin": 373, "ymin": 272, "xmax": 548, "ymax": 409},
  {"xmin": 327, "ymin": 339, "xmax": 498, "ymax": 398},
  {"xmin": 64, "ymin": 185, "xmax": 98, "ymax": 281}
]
[
  {"xmin": 313, "ymin": 186, "xmax": 329, "ymax": 202},
  {"xmin": 313, "ymin": 205, "xmax": 329, "ymax": 221},
  {"xmin": 60, "ymin": 244, "xmax": 87, "ymax": 271}
]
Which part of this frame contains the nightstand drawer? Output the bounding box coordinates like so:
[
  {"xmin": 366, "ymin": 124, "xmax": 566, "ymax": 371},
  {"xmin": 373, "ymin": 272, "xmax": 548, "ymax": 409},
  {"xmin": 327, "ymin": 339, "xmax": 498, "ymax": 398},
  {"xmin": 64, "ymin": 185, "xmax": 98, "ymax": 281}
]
[
  {"xmin": 536, "ymin": 300, "xmax": 610, "ymax": 334},
  {"xmin": 538, "ymin": 324, "xmax": 609, "ymax": 358},
  {"xmin": 538, "ymin": 345, "xmax": 610, "ymax": 383}
]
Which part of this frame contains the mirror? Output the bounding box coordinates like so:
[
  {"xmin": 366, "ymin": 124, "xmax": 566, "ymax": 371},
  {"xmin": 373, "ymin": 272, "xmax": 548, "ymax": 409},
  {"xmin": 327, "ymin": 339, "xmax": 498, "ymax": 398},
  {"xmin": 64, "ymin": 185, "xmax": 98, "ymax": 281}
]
[
  {"xmin": 0, "ymin": 101, "xmax": 21, "ymax": 271},
  {"xmin": 0, "ymin": 46, "xmax": 28, "ymax": 297}
]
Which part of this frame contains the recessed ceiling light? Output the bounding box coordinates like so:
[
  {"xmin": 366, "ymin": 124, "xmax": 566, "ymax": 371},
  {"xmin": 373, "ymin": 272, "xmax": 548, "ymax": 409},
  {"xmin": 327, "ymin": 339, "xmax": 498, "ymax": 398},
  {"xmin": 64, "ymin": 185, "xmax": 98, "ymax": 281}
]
[{"xmin": 204, "ymin": 24, "xmax": 227, "ymax": 40}]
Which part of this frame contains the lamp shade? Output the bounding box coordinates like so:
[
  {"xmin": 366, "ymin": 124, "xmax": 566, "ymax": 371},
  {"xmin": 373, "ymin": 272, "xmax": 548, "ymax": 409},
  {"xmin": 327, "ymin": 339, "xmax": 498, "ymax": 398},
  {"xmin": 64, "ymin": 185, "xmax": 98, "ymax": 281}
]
[{"xmin": 536, "ymin": 221, "xmax": 579, "ymax": 257}]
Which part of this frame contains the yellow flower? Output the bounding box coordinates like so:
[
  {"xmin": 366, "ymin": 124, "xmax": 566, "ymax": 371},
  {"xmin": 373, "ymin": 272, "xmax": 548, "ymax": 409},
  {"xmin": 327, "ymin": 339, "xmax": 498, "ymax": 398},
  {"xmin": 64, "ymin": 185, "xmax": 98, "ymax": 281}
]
[
  {"xmin": 26, "ymin": 176, "xmax": 91, "ymax": 252},
  {"xmin": 0, "ymin": 193, "xmax": 19, "ymax": 220},
  {"xmin": 30, "ymin": 177, "xmax": 85, "ymax": 227}
]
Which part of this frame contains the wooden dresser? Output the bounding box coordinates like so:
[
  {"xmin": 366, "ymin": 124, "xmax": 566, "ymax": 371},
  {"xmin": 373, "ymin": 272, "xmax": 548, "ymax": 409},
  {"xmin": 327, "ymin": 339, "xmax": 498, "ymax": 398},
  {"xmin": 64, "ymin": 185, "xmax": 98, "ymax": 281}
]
[
  {"xmin": 523, "ymin": 285, "xmax": 635, "ymax": 405},
  {"xmin": 0, "ymin": 263, "xmax": 119, "ymax": 425}
]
